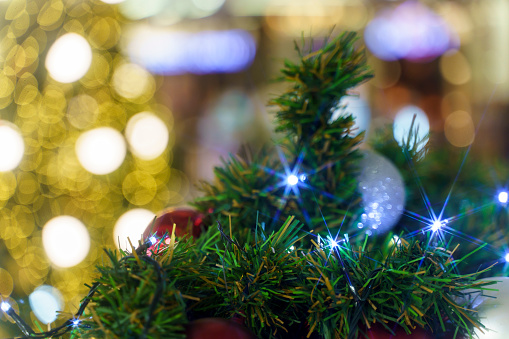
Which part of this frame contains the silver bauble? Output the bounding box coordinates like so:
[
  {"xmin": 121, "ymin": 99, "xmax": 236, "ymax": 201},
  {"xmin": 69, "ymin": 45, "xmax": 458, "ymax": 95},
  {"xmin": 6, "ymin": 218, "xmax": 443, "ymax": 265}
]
[{"xmin": 357, "ymin": 150, "xmax": 405, "ymax": 233}]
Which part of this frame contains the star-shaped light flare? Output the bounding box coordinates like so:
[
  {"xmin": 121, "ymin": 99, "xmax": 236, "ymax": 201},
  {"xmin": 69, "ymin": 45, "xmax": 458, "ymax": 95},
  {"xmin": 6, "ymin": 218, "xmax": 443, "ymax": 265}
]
[{"xmin": 257, "ymin": 146, "xmax": 309, "ymax": 200}]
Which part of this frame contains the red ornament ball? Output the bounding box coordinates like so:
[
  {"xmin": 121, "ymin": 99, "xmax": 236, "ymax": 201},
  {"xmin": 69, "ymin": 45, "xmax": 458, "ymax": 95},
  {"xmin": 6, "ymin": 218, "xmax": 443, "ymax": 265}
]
[
  {"xmin": 185, "ymin": 318, "xmax": 256, "ymax": 339},
  {"xmin": 142, "ymin": 207, "xmax": 206, "ymax": 242}
]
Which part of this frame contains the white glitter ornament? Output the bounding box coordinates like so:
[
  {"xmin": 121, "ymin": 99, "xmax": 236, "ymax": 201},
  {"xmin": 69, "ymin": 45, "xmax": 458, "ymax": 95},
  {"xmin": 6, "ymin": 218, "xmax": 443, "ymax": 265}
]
[{"xmin": 357, "ymin": 150, "xmax": 405, "ymax": 233}]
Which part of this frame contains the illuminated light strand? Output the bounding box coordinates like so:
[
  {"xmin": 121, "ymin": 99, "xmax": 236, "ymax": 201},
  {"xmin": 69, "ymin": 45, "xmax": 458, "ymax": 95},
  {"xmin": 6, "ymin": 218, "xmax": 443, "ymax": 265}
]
[
  {"xmin": 2, "ymin": 235, "xmax": 161, "ymax": 339},
  {"xmin": 254, "ymin": 147, "xmax": 313, "ymax": 229},
  {"xmin": 257, "ymin": 158, "xmax": 305, "ymax": 196},
  {"xmin": 277, "ymin": 146, "xmax": 307, "ymax": 197},
  {"xmin": 426, "ymin": 90, "xmax": 509, "ymax": 262},
  {"xmin": 256, "ymin": 144, "xmax": 370, "ymax": 234},
  {"xmin": 1, "ymin": 301, "xmax": 35, "ymax": 337},
  {"xmin": 302, "ymin": 191, "xmax": 348, "ymax": 309},
  {"xmin": 306, "ymin": 188, "xmax": 387, "ymax": 339},
  {"xmin": 401, "ymin": 207, "xmax": 508, "ymax": 270},
  {"xmin": 402, "ymin": 190, "xmax": 497, "ymax": 254},
  {"xmin": 256, "ymin": 145, "xmax": 361, "ymax": 219}
]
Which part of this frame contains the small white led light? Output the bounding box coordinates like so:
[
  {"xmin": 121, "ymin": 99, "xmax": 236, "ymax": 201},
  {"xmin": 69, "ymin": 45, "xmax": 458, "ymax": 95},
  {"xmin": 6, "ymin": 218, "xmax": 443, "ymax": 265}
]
[
  {"xmin": 498, "ymin": 191, "xmax": 508, "ymax": 204},
  {"xmin": 149, "ymin": 236, "xmax": 157, "ymax": 245},
  {"xmin": 329, "ymin": 240, "xmax": 339, "ymax": 248},
  {"xmin": 1, "ymin": 301, "xmax": 11, "ymax": 312},
  {"xmin": 287, "ymin": 174, "xmax": 299, "ymax": 186},
  {"xmin": 505, "ymin": 253, "xmax": 509, "ymax": 263},
  {"xmin": 431, "ymin": 220, "xmax": 443, "ymax": 232}
]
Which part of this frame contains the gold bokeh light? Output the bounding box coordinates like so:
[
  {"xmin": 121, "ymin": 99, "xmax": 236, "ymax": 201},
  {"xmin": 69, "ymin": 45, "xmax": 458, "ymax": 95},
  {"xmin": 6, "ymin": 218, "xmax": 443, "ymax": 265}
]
[
  {"xmin": 444, "ymin": 110, "xmax": 475, "ymax": 147},
  {"xmin": 0, "ymin": 0, "xmax": 182, "ymax": 318},
  {"xmin": 439, "ymin": 50, "xmax": 471, "ymax": 85}
]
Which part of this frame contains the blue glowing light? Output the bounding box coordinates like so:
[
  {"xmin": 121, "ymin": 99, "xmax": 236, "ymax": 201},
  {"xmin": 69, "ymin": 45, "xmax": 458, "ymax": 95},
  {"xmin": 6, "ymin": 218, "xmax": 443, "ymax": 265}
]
[
  {"xmin": 505, "ymin": 253, "xmax": 509, "ymax": 263},
  {"xmin": 72, "ymin": 318, "xmax": 81, "ymax": 327},
  {"xmin": 287, "ymin": 174, "xmax": 299, "ymax": 186},
  {"xmin": 128, "ymin": 29, "xmax": 256, "ymax": 75},
  {"xmin": 498, "ymin": 191, "xmax": 508, "ymax": 204},
  {"xmin": 299, "ymin": 174, "xmax": 307, "ymax": 182},
  {"xmin": 1, "ymin": 301, "xmax": 10, "ymax": 312},
  {"xmin": 431, "ymin": 220, "xmax": 443, "ymax": 232},
  {"xmin": 329, "ymin": 239, "xmax": 339, "ymax": 248}
]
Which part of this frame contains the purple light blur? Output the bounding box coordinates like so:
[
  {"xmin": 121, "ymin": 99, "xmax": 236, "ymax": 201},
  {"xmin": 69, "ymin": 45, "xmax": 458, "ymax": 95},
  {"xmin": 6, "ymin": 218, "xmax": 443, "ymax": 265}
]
[
  {"xmin": 364, "ymin": 1, "xmax": 458, "ymax": 61},
  {"xmin": 128, "ymin": 29, "xmax": 256, "ymax": 75}
]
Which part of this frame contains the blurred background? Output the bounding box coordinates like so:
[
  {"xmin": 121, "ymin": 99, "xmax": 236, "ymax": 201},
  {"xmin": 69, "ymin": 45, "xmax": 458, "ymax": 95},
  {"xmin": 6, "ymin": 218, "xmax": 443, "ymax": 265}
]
[{"xmin": 0, "ymin": 0, "xmax": 508, "ymax": 335}]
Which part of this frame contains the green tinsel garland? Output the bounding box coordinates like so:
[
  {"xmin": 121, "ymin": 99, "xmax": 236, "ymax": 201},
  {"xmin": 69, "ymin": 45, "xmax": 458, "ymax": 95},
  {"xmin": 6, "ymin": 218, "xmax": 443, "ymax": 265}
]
[{"xmin": 79, "ymin": 217, "xmax": 496, "ymax": 339}]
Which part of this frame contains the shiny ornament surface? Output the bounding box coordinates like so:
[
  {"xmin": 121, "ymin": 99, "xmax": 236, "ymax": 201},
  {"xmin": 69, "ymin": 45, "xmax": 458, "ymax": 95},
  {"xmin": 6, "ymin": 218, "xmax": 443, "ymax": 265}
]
[
  {"xmin": 357, "ymin": 150, "xmax": 405, "ymax": 234},
  {"xmin": 143, "ymin": 207, "xmax": 206, "ymax": 242}
]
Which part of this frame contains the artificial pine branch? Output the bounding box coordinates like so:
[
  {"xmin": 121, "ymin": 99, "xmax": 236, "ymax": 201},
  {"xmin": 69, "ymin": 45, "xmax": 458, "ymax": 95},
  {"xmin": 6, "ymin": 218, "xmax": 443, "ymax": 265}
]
[
  {"xmin": 272, "ymin": 31, "xmax": 372, "ymax": 139},
  {"xmin": 80, "ymin": 218, "xmax": 496, "ymax": 339},
  {"xmin": 211, "ymin": 216, "xmax": 308, "ymax": 338},
  {"xmin": 371, "ymin": 124, "xmax": 507, "ymax": 276},
  {"xmin": 194, "ymin": 151, "xmax": 283, "ymax": 233},
  {"xmin": 194, "ymin": 32, "xmax": 373, "ymax": 234},
  {"xmin": 81, "ymin": 228, "xmax": 223, "ymax": 338}
]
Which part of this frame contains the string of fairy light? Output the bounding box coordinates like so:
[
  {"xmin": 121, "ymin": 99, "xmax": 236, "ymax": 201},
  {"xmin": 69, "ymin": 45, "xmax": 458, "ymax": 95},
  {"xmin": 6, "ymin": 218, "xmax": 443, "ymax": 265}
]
[
  {"xmin": 3, "ymin": 136, "xmax": 509, "ymax": 336},
  {"xmin": 260, "ymin": 139, "xmax": 509, "ymax": 267},
  {"xmin": 1, "ymin": 235, "xmax": 163, "ymax": 339},
  {"xmin": 1, "ymin": 0, "xmax": 508, "ymax": 337},
  {"xmin": 247, "ymin": 135, "xmax": 509, "ymax": 323}
]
